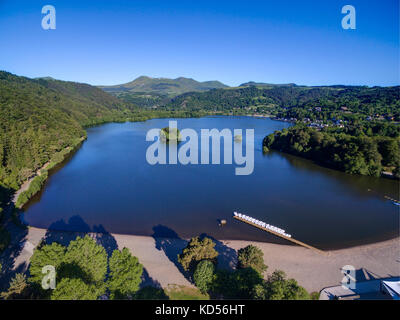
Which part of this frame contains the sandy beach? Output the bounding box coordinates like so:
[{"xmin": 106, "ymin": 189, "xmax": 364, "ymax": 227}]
[{"xmin": 9, "ymin": 227, "xmax": 399, "ymax": 293}]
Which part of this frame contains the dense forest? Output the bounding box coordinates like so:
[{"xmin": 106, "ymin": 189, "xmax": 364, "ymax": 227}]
[
  {"xmin": 0, "ymin": 71, "xmax": 138, "ymax": 192},
  {"xmin": 263, "ymin": 125, "xmax": 400, "ymax": 178},
  {"xmin": 164, "ymin": 85, "xmax": 400, "ymax": 122},
  {"xmin": 114, "ymin": 91, "xmax": 169, "ymax": 108}
]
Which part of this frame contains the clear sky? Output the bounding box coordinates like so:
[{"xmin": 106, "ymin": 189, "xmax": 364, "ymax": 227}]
[{"xmin": 0, "ymin": 0, "xmax": 398, "ymax": 86}]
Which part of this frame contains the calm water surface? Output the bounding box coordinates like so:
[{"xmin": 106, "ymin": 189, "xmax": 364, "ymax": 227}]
[{"xmin": 22, "ymin": 117, "xmax": 399, "ymax": 249}]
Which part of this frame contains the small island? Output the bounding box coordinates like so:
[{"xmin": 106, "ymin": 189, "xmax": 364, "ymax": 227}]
[
  {"xmin": 160, "ymin": 127, "xmax": 182, "ymax": 142},
  {"xmin": 234, "ymin": 134, "xmax": 242, "ymax": 142}
]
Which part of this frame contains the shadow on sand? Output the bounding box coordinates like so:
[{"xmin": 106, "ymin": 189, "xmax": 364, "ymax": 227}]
[
  {"xmin": 0, "ymin": 187, "xmax": 29, "ymax": 291},
  {"xmin": 42, "ymin": 216, "xmax": 118, "ymax": 258},
  {"xmin": 151, "ymin": 225, "xmax": 239, "ymax": 283},
  {"xmin": 151, "ymin": 225, "xmax": 190, "ymax": 280}
]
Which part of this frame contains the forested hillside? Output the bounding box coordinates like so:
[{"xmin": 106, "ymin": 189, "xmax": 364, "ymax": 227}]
[
  {"xmin": 0, "ymin": 71, "xmax": 136, "ymax": 191},
  {"xmin": 166, "ymin": 85, "xmax": 400, "ymax": 121},
  {"xmin": 263, "ymin": 125, "xmax": 400, "ymax": 178}
]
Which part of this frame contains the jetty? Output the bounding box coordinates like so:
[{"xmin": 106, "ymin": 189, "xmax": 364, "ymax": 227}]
[
  {"xmin": 384, "ymin": 196, "xmax": 400, "ymax": 205},
  {"xmin": 233, "ymin": 212, "xmax": 327, "ymax": 255}
]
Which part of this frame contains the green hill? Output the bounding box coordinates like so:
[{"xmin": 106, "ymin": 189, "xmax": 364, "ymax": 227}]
[
  {"xmin": 239, "ymin": 81, "xmax": 297, "ymax": 88},
  {"xmin": 98, "ymin": 76, "xmax": 228, "ymax": 97},
  {"xmin": 0, "ymin": 71, "xmax": 137, "ymax": 191}
]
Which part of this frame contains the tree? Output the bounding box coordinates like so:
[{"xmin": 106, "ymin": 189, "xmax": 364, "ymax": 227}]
[
  {"xmin": 237, "ymin": 245, "xmax": 267, "ymax": 275},
  {"xmin": 193, "ymin": 260, "xmax": 215, "ymax": 293},
  {"xmin": 177, "ymin": 236, "xmax": 218, "ymax": 272},
  {"xmin": 51, "ymin": 278, "xmax": 98, "ymax": 300},
  {"xmin": 63, "ymin": 235, "xmax": 107, "ymax": 285},
  {"xmin": 263, "ymin": 133, "xmax": 275, "ymax": 149},
  {"xmin": 379, "ymin": 138, "xmax": 400, "ymax": 167},
  {"xmin": 0, "ymin": 273, "xmax": 31, "ymax": 299},
  {"xmin": 262, "ymin": 270, "xmax": 310, "ymax": 300},
  {"xmin": 29, "ymin": 242, "xmax": 66, "ymax": 285},
  {"xmin": 212, "ymin": 267, "xmax": 263, "ymax": 299},
  {"xmin": 108, "ymin": 247, "xmax": 143, "ymax": 299}
]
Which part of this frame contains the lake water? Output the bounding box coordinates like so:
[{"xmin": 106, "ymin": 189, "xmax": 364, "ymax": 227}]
[{"xmin": 22, "ymin": 116, "xmax": 399, "ymax": 250}]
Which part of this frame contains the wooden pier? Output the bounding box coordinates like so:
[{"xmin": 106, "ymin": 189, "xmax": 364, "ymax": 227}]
[
  {"xmin": 384, "ymin": 196, "xmax": 400, "ymax": 204},
  {"xmin": 233, "ymin": 216, "xmax": 327, "ymax": 255}
]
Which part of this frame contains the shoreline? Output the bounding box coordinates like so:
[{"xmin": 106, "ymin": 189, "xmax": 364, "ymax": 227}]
[
  {"xmin": 12, "ymin": 136, "xmax": 86, "ymax": 209},
  {"xmin": 13, "ymin": 226, "xmax": 400, "ymax": 293}
]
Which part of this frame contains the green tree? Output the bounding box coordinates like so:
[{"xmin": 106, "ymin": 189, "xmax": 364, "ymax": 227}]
[
  {"xmin": 29, "ymin": 242, "xmax": 66, "ymax": 285},
  {"xmin": 212, "ymin": 267, "xmax": 263, "ymax": 299},
  {"xmin": 193, "ymin": 260, "xmax": 215, "ymax": 293},
  {"xmin": 379, "ymin": 138, "xmax": 400, "ymax": 167},
  {"xmin": 263, "ymin": 133, "xmax": 275, "ymax": 149},
  {"xmin": 252, "ymin": 283, "xmax": 270, "ymax": 300},
  {"xmin": 108, "ymin": 247, "xmax": 143, "ymax": 299},
  {"xmin": 51, "ymin": 278, "xmax": 99, "ymax": 300},
  {"xmin": 177, "ymin": 236, "xmax": 218, "ymax": 272},
  {"xmin": 237, "ymin": 245, "xmax": 267, "ymax": 275},
  {"xmin": 264, "ymin": 270, "xmax": 310, "ymax": 300},
  {"xmin": 310, "ymin": 291, "xmax": 320, "ymax": 300},
  {"xmin": 63, "ymin": 235, "xmax": 107, "ymax": 286},
  {"xmin": 0, "ymin": 273, "xmax": 31, "ymax": 299}
]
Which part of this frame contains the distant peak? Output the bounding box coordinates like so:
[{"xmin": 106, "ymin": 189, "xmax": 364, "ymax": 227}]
[
  {"xmin": 35, "ymin": 76, "xmax": 56, "ymax": 81},
  {"xmin": 133, "ymin": 75, "xmax": 152, "ymax": 81}
]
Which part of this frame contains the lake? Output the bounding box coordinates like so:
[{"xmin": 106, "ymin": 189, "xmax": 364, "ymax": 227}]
[{"xmin": 22, "ymin": 116, "xmax": 399, "ymax": 250}]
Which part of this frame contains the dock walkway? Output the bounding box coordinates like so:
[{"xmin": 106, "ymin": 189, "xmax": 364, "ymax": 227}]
[{"xmin": 233, "ymin": 215, "xmax": 327, "ymax": 255}]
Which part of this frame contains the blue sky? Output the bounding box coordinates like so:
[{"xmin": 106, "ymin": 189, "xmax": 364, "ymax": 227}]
[{"xmin": 0, "ymin": 0, "xmax": 398, "ymax": 86}]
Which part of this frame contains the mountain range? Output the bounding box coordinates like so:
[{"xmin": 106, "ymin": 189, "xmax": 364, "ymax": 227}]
[{"xmin": 98, "ymin": 76, "xmax": 228, "ymax": 97}]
